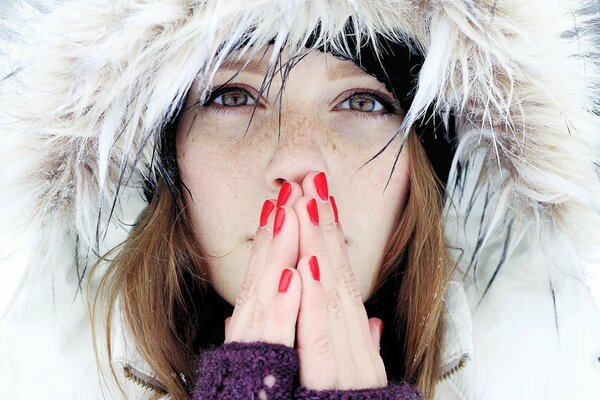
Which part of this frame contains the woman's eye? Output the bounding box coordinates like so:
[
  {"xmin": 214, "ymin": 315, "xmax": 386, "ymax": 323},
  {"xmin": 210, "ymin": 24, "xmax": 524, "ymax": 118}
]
[
  {"xmin": 338, "ymin": 93, "xmax": 387, "ymax": 113},
  {"xmin": 208, "ymin": 88, "xmax": 257, "ymax": 107}
]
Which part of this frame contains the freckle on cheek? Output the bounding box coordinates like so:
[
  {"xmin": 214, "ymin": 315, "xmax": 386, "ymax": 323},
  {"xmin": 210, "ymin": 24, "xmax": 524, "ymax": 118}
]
[{"xmin": 332, "ymin": 142, "xmax": 336, "ymax": 151}]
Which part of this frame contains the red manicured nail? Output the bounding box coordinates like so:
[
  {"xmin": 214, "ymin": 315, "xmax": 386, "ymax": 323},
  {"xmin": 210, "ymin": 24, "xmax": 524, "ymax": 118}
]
[
  {"xmin": 314, "ymin": 172, "xmax": 328, "ymax": 201},
  {"xmin": 273, "ymin": 207, "xmax": 285, "ymax": 237},
  {"xmin": 276, "ymin": 182, "xmax": 292, "ymax": 207},
  {"xmin": 307, "ymin": 198, "xmax": 319, "ymax": 226},
  {"xmin": 330, "ymin": 196, "xmax": 338, "ymax": 224},
  {"xmin": 309, "ymin": 256, "xmax": 320, "ymax": 281},
  {"xmin": 378, "ymin": 320, "xmax": 384, "ymax": 337},
  {"xmin": 260, "ymin": 200, "xmax": 275, "ymax": 227},
  {"xmin": 278, "ymin": 269, "xmax": 292, "ymax": 293}
]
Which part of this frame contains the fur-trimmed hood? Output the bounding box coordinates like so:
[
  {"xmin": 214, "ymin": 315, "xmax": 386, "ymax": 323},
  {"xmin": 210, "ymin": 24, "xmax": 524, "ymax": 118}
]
[{"xmin": 1, "ymin": 1, "xmax": 600, "ymax": 399}]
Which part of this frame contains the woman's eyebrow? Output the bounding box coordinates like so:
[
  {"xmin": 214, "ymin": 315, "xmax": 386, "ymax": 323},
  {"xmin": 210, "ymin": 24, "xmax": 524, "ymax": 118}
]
[
  {"xmin": 217, "ymin": 58, "xmax": 369, "ymax": 81},
  {"xmin": 218, "ymin": 58, "xmax": 269, "ymax": 76},
  {"xmin": 326, "ymin": 63, "xmax": 369, "ymax": 81}
]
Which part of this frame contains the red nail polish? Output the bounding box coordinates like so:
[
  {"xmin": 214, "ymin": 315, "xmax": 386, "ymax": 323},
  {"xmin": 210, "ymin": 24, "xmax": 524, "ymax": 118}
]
[
  {"xmin": 330, "ymin": 196, "xmax": 338, "ymax": 224},
  {"xmin": 314, "ymin": 172, "xmax": 328, "ymax": 201},
  {"xmin": 278, "ymin": 269, "xmax": 292, "ymax": 293},
  {"xmin": 260, "ymin": 200, "xmax": 275, "ymax": 227},
  {"xmin": 307, "ymin": 198, "xmax": 319, "ymax": 226},
  {"xmin": 273, "ymin": 207, "xmax": 285, "ymax": 236},
  {"xmin": 309, "ymin": 256, "xmax": 320, "ymax": 281},
  {"xmin": 378, "ymin": 320, "xmax": 384, "ymax": 337},
  {"xmin": 276, "ymin": 182, "xmax": 292, "ymax": 208}
]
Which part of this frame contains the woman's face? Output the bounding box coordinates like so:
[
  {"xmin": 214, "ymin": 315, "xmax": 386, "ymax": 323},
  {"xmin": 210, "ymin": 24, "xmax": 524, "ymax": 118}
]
[{"xmin": 176, "ymin": 48, "xmax": 410, "ymax": 305}]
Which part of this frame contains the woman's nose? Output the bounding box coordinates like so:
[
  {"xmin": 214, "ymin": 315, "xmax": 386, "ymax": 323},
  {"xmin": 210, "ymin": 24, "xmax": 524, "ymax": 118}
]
[{"xmin": 263, "ymin": 118, "xmax": 329, "ymax": 192}]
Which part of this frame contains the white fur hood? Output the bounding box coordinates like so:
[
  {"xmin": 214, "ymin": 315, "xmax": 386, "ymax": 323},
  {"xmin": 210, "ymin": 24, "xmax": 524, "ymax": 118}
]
[{"xmin": 1, "ymin": 1, "xmax": 600, "ymax": 399}]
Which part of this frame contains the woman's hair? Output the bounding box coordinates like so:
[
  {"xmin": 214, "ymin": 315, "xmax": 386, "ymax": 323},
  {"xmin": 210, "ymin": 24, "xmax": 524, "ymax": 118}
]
[{"xmin": 88, "ymin": 118, "xmax": 450, "ymax": 399}]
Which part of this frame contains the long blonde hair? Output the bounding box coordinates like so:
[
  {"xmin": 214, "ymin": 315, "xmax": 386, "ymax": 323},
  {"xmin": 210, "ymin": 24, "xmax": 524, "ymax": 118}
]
[{"xmin": 89, "ymin": 130, "xmax": 450, "ymax": 400}]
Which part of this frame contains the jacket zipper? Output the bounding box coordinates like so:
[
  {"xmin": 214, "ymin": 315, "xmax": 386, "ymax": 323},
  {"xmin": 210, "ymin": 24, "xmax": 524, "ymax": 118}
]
[
  {"xmin": 123, "ymin": 365, "xmax": 168, "ymax": 396},
  {"xmin": 439, "ymin": 355, "xmax": 468, "ymax": 381}
]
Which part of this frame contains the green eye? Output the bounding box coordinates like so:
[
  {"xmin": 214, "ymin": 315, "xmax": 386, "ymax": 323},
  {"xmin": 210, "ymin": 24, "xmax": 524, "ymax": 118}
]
[
  {"xmin": 350, "ymin": 95, "xmax": 378, "ymax": 112},
  {"xmin": 208, "ymin": 88, "xmax": 257, "ymax": 107},
  {"xmin": 340, "ymin": 93, "xmax": 386, "ymax": 112},
  {"xmin": 218, "ymin": 90, "xmax": 254, "ymax": 106}
]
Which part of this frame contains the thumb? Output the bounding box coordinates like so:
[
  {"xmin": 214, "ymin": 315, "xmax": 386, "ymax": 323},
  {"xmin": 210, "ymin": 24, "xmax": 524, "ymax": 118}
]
[{"xmin": 368, "ymin": 318, "xmax": 383, "ymax": 352}]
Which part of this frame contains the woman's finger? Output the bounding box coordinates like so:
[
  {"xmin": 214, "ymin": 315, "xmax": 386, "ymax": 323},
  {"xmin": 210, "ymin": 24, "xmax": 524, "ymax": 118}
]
[
  {"xmin": 260, "ymin": 268, "xmax": 302, "ymax": 347},
  {"xmin": 300, "ymin": 172, "xmax": 362, "ymax": 304},
  {"xmin": 235, "ymin": 180, "xmax": 302, "ymax": 309},
  {"xmin": 368, "ymin": 318, "xmax": 383, "ymax": 352},
  {"xmin": 228, "ymin": 181, "xmax": 302, "ymax": 343},
  {"xmin": 256, "ymin": 204, "xmax": 300, "ymax": 308},
  {"xmin": 296, "ymin": 255, "xmax": 337, "ymax": 390},
  {"xmin": 226, "ymin": 199, "xmax": 278, "ymax": 342},
  {"xmin": 295, "ymin": 172, "xmax": 387, "ymax": 390},
  {"xmin": 296, "ymin": 174, "xmax": 370, "ymax": 340}
]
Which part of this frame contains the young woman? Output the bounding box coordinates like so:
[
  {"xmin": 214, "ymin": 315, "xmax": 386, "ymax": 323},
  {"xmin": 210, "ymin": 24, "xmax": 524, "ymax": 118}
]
[{"xmin": 1, "ymin": 1, "xmax": 599, "ymax": 399}]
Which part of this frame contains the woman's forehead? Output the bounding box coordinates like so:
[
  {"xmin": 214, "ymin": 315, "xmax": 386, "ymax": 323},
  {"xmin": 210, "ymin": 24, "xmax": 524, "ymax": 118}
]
[{"xmin": 213, "ymin": 47, "xmax": 376, "ymax": 83}]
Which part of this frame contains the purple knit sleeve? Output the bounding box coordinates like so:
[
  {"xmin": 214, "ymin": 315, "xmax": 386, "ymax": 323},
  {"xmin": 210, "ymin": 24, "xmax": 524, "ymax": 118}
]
[
  {"xmin": 294, "ymin": 381, "xmax": 422, "ymax": 400},
  {"xmin": 192, "ymin": 341, "xmax": 298, "ymax": 400}
]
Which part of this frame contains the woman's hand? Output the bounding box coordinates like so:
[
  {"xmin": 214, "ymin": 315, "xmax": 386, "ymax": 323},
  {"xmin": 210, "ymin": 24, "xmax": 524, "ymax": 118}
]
[
  {"xmin": 292, "ymin": 172, "xmax": 387, "ymax": 390},
  {"xmin": 224, "ymin": 181, "xmax": 305, "ymax": 347},
  {"xmin": 224, "ymin": 172, "xmax": 386, "ymax": 390}
]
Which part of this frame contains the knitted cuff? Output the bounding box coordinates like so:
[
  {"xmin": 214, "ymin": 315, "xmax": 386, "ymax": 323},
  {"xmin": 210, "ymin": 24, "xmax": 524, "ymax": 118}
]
[
  {"xmin": 294, "ymin": 381, "xmax": 422, "ymax": 400},
  {"xmin": 193, "ymin": 341, "xmax": 298, "ymax": 400}
]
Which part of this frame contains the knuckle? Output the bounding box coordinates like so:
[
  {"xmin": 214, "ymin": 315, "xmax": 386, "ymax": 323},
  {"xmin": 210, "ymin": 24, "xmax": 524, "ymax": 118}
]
[
  {"xmin": 249, "ymin": 299, "xmax": 267, "ymax": 329},
  {"xmin": 331, "ymin": 267, "xmax": 362, "ymax": 302},
  {"xmin": 320, "ymin": 220, "xmax": 338, "ymax": 234},
  {"xmin": 346, "ymin": 282, "xmax": 362, "ymax": 300},
  {"xmin": 324, "ymin": 288, "xmax": 342, "ymax": 318},
  {"xmin": 339, "ymin": 274, "xmax": 362, "ymax": 300},
  {"xmin": 312, "ymin": 335, "xmax": 334, "ymax": 358},
  {"xmin": 235, "ymin": 280, "xmax": 253, "ymax": 307},
  {"xmin": 332, "ymin": 262, "xmax": 346, "ymax": 276},
  {"xmin": 235, "ymin": 289, "xmax": 249, "ymax": 308}
]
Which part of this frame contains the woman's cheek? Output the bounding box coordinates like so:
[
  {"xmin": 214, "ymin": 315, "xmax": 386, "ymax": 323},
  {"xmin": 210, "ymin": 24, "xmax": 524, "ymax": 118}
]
[
  {"xmin": 178, "ymin": 147, "xmax": 229, "ymax": 243},
  {"xmin": 328, "ymin": 113, "xmax": 404, "ymax": 145},
  {"xmin": 193, "ymin": 110, "xmax": 268, "ymax": 141}
]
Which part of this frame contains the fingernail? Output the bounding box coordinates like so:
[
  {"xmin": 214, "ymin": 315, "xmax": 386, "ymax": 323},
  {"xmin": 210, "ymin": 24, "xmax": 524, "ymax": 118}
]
[
  {"xmin": 273, "ymin": 207, "xmax": 285, "ymax": 237},
  {"xmin": 378, "ymin": 320, "xmax": 384, "ymax": 337},
  {"xmin": 278, "ymin": 269, "xmax": 292, "ymax": 293},
  {"xmin": 260, "ymin": 200, "xmax": 275, "ymax": 227},
  {"xmin": 330, "ymin": 196, "xmax": 338, "ymax": 224},
  {"xmin": 307, "ymin": 198, "xmax": 319, "ymax": 226},
  {"xmin": 314, "ymin": 172, "xmax": 328, "ymax": 202},
  {"xmin": 276, "ymin": 181, "xmax": 292, "ymax": 208},
  {"xmin": 309, "ymin": 256, "xmax": 320, "ymax": 281}
]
